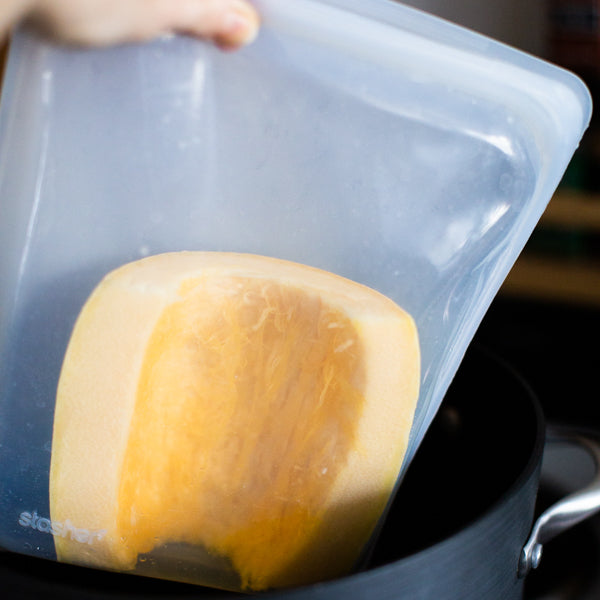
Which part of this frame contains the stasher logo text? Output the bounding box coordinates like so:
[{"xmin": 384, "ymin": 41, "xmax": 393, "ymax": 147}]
[{"xmin": 18, "ymin": 510, "xmax": 106, "ymax": 545}]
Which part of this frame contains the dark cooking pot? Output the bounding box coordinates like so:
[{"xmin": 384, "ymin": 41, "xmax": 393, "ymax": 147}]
[{"xmin": 2, "ymin": 345, "xmax": 600, "ymax": 599}]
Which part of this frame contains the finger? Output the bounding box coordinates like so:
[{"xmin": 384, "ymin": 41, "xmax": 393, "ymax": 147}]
[{"xmin": 155, "ymin": 0, "xmax": 260, "ymax": 49}]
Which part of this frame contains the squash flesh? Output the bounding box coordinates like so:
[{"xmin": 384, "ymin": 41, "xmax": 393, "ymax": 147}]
[{"xmin": 116, "ymin": 277, "xmax": 365, "ymax": 589}]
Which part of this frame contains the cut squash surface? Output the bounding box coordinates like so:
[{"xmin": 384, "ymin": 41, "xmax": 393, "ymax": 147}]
[{"xmin": 50, "ymin": 252, "xmax": 420, "ymax": 591}]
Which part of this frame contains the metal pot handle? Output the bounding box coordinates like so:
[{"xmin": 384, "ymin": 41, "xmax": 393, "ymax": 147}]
[{"xmin": 518, "ymin": 425, "xmax": 600, "ymax": 578}]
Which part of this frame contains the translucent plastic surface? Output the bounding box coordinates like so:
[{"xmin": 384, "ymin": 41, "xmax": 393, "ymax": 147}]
[{"xmin": 0, "ymin": 0, "xmax": 591, "ymax": 590}]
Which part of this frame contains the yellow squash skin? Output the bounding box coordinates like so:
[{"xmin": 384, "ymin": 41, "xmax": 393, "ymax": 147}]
[{"xmin": 49, "ymin": 252, "xmax": 420, "ymax": 591}]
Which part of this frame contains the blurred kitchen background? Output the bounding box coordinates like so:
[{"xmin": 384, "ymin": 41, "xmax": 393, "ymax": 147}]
[
  {"xmin": 396, "ymin": 0, "xmax": 600, "ymax": 427},
  {"xmin": 402, "ymin": 2, "xmax": 600, "ymax": 599},
  {"xmin": 1, "ymin": 2, "xmax": 599, "ymax": 598}
]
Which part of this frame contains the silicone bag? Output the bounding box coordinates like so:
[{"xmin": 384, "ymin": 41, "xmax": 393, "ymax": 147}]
[{"xmin": 0, "ymin": 0, "xmax": 591, "ymax": 591}]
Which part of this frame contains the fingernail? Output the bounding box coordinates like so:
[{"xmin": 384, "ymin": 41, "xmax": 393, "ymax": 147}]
[{"xmin": 217, "ymin": 0, "xmax": 260, "ymax": 49}]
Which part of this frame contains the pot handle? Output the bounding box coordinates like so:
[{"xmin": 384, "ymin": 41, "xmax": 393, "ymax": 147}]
[{"xmin": 518, "ymin": 425, "xmax": 600, "ymax": 578}]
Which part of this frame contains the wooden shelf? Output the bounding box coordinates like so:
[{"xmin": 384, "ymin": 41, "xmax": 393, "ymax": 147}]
[
  {"xmin": 501, "ymin": 188, "xmax": 600, "ymax": 306},
  {"xmin": 502, "ymin": 254, "xmax": 600, "ymax": 306},
  {"xmin": 540, "ymin": 189, "xmax": 600, "ymax": 231}
]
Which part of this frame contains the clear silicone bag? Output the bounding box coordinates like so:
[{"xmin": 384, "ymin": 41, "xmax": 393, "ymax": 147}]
[{"xmin": 0, "ymin": 0, "xmax": 592, "ymax": 591}]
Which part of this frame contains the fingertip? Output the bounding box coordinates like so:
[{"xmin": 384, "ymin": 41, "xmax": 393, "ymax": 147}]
[{"xmin": 214, "ymin": 0, "xmax": 259, "ymax": 50}]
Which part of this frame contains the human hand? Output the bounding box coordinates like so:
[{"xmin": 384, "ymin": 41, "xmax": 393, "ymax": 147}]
[{"xmin": 2, "ymin": 0, "xmax": 260, "ymax": 50}]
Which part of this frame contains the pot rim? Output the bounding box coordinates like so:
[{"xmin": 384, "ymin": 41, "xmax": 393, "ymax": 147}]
[{"xmin": 373, "ymin": 344, "xmax": 546, "ymax": 567}]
